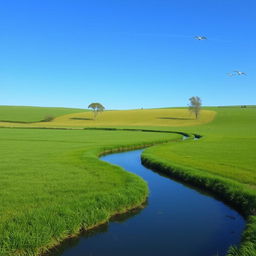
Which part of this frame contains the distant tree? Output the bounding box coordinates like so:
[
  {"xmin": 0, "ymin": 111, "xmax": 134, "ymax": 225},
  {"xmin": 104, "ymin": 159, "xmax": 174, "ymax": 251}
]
[
  {"xmin": 188, "ymin": 96, "xmax": 202, "ymax": 119},
  {"xmin": 88, "ymin": 103, "xmax": 105, "ymax": 120}
]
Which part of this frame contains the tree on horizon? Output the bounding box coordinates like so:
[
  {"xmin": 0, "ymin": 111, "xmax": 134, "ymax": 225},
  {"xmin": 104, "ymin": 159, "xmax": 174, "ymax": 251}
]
[
  {"xmin": 88, "ymin": 103, "xmax": 105, "ymax": 120},
  {"xmin": 188, "ymin": 96, "xmax": 202, "ymax": 119}
]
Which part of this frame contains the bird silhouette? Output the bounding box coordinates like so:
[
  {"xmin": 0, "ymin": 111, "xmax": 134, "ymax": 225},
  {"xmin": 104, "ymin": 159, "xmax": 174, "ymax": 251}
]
[
  {"xmin": 234, "ymin": 70, "xmax": 247, "ymax": 75},
  {"xmin": 194, "ymin": 36, "xmax": 207, "ymax": 40}
]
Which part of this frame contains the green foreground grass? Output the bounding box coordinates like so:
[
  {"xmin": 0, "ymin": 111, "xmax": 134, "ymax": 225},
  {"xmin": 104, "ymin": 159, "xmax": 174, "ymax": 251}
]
[
  {"xmin": 0, "ymin": 106, "xmax": 256, "ymax": 256},
  {"xmin": 0, "ymin": 128, "xmax": 181, "ymax": 256},
  {"xmin": 142, "ymin": 107, "xmax": 256, "ymax": 255},
  {"xmin": 0, "ymin": 106, "xmax": 86, "ymax": 123}
]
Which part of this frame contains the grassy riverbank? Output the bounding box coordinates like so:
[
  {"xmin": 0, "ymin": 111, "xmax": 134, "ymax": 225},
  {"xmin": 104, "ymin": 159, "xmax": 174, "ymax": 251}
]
[
  {"xmin": 0, "ymin": 128, "xmax": 181, "ymax": 256},
  {"xmin": 0, "ymin": 105, "xmax": 255, "ymax": 256},
  {"xmin": 142, "ymin": 107, "xmax": 256, "ymax": 255}
]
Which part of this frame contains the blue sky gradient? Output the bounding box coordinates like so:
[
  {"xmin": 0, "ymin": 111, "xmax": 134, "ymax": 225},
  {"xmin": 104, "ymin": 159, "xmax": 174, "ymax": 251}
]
[{"xmin": 1, "ymin": 0, "xmax": 255, "ymax": 109}]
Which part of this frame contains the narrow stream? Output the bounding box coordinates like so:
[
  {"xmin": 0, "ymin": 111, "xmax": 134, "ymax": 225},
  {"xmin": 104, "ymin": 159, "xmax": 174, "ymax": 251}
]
[{"xmin": 51, "ymin": 149, "xmax": 245, "ymax": 256}]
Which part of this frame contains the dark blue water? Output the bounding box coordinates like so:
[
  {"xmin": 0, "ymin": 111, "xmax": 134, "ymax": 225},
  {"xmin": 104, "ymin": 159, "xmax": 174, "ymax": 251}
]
[{"xmin": 51, "ymin": 149, "xmax": 245, "ymax": 256}]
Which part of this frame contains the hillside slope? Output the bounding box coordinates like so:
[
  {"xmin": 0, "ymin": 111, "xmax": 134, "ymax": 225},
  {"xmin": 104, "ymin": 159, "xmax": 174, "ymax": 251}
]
[{"xmin": 0, "ymin": 106, "xmax": 87, "ymax": 123}]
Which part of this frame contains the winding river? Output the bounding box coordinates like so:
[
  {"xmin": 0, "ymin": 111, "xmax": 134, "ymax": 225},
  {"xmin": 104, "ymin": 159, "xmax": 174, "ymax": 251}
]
[{"xmin": 51, "ymin": 148, "xmax": 245, "ymax": 256}]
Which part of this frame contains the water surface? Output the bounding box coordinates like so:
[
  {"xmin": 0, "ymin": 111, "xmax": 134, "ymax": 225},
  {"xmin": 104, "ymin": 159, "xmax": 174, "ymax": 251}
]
[{"xmin": 52, "ymin": 149, "xmax": 245, "ymax": 256}]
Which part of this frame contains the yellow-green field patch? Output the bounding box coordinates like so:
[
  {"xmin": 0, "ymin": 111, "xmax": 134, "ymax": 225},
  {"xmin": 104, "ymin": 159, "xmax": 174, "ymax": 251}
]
[
  {"xmin": 54, "ymin": 108, "xmax": 216, "ymax": 127},
  {"xmin": 0, "ymin": 108, "xmax": 216, "ymax": 128}
]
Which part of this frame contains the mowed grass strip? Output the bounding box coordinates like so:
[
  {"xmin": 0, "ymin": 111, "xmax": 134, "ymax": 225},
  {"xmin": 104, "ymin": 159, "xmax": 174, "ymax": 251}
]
[
  {"xmin": 0, "ymin": 128, "xmax": 181, "ymax": 256},
  {"xmin": 0, "ymin": 106, "xmax": 87, "ymax": 123},
  {"xmin": 142, "ymin": 107, "xmax": 256, "ymax": 255},
  {"xmin": 0, "ymin": 108, "xmax": 216, "ymax": 128}
]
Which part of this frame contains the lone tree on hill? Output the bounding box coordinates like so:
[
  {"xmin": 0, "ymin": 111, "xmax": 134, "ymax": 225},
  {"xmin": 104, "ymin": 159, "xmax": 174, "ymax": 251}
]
[
  {"xmin": 188, "ymin": 96, "xmax": 202, "ymax": 119},
  {"xmin": 88, "ymin": 102, "xmax": 105, "ymax": 120}
]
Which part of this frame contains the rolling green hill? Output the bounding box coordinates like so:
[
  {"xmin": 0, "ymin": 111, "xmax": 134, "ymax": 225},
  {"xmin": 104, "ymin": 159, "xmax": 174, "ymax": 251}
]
[
  {"xmin": 0, "ymin": 105, "xmax": 255, "ymax": 256},
  {"xmin": 0, "ymin": 106, "xmax": 87, "ymax": 123},
  {"xmin": 0, "ymin": 107, "xmax": 216, "ymax": 128}
]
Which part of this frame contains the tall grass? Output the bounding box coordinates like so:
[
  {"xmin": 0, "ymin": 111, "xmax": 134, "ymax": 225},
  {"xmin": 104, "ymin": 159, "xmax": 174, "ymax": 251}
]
[
  {"xmin": 1, "ymin": 106, "xmax": 255, "ymax": 255},
  {"xmin": 0, "ymin": 128, "xmax": 181, "ymax": 256}
]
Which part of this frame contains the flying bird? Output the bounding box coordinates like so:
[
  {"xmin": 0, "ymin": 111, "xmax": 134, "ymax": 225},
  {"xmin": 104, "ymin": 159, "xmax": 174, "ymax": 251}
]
[
  {"xmin": 234, "ymin": 70, "xmax": 247, "ymax": 75},
  {"xmin": 194, "ymin": 36, "xmax": 207, "ymax": 40}
]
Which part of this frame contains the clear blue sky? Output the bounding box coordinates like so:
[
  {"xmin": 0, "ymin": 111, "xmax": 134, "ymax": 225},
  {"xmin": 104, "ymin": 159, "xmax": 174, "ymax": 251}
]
[{"xmin": 0, "ymin": 0, "xmax": 255, "ymax": 109}]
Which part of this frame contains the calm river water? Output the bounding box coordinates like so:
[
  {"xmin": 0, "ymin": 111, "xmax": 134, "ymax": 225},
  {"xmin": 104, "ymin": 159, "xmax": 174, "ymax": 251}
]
[{"xmin": 52, "ymin": 149, "xmax": 245, "ymax": 256}]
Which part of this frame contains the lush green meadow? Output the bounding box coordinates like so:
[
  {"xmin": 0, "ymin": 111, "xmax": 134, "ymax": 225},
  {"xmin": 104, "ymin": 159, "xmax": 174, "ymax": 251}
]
[
  {"xmin": 0, "ymin": 105, "xmax": 256, "ymax": 256},
  {"xmin": 143, "ymin": 107, "xmax": 256, "ymax": 187},
  {"xmin": 0, "ymin": 106, "xmax": 86, "ymax": 123},
  {"xmin": 142, "ymin": 107, "xmax": 256, "ymax": 255},
  {"xmin": 0, "ymin": 128, "xmax": 181, "ymax": 256}
]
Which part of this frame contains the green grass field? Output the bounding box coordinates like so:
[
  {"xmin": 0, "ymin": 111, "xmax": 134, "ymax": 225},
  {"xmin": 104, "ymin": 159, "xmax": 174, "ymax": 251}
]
[
  {"xmin": 0, "ymin": 105, "xmax": 255, "ymax": 256},
  {"xmin": 0, "ymin": 128, "xmax": 181, "ymax": 256},
  {"xmin": 143, "ymin": 107, "xmax": 256, "ymax": 187},
  {"xmin": 0, "ymin": 106, "xmax": 86, "ymax": 123},
  {"xmin": 142, "ymin": 107, "xmax": 256, "ymax": 255}
]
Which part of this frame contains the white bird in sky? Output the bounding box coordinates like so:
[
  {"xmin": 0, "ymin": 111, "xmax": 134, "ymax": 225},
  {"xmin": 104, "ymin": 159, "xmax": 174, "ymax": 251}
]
[
  {"xmin": 234, "ymin": 70, "xmax": 247, "ymax": 75},
  {"xmin": 194, "ymin": 36, "xmax": 207, "ymax": 40}
]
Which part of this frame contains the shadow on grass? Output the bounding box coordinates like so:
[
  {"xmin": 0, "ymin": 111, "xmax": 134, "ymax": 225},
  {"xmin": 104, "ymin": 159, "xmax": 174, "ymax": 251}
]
[
  {"xmin": 157, "ymin": 117, "xmax": 193, "ymax": 120},
  {"xmin": 70, "ymin": 117, "xmax": 93, "ymax": 121},
  {"xmin": 0, "ymin": 117, "xmax": 55, "ymax": 124}
]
